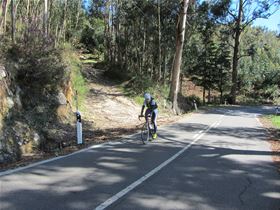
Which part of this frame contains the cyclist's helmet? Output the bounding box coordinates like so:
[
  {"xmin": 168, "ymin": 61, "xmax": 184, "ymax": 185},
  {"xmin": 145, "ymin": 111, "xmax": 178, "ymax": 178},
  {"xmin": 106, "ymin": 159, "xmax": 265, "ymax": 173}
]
[{"xmin": 144, "ymin": 93, "xmax": 151, "ymax": 101}]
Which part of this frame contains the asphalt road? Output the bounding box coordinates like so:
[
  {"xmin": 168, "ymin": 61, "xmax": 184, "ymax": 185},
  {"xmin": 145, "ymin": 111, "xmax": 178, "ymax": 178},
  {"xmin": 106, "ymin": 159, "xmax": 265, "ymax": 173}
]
[{"xmin": 0, "ymin": 106, "xmax": 279, "ymax": 210}]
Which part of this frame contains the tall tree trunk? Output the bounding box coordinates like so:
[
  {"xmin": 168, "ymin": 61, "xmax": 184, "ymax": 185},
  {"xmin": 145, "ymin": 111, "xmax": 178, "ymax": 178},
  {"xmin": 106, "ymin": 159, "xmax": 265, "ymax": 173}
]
[
  {"xmin": 61, "ymin": 0, "xmax": 67, "ymax": 42},
  {"xmin": 75, "ymin": 0, "xmax": 81, "ymax": 30},
  {"xmin": 0, "ymin": 1, "xmax": 3, "ymax": 30},
  {"xmin": 150, "ymin": 61, "xmax": 154, "ymax": 79},
  {"xmin": 180, "ymin": 73, "xmax": 183, "ymax": 93},
  {"xmin": 55, "ymin": 23, "xmax": 59, "ymax": 47},
  {"xmin": 26, "ymin": 0, "xmax": 30, "ymax": 29},
  {"xmin": 0, "ymin": 1, "xmax": 4, "ymax": 34},
  {"xmin": 124, "ymin": 25, "xmax": 128, "ymax": 71},
  {"xmin": 11, "ymin": 0, "xmax": 15, "ymax": 42},
  {"xmin": 163, "ymin": 49, "xmax": 168, "ymax": 84},
  {"xmin": 117, "ymin": 0, "xmax": 122, "ymax": 64},
  {"xmin": 157, "ymin": 0, "xmax": 161, "ymax": 82},
  {"xmin": 48, "ymin": 0, "xmax": 53, "ymax": 36},
  {"xmin": 219, "ymin": 73, "xmax": 223, "ymax": 104},
  {"xmin": 220, "ymin": 89, "xmax": 223, "ymax": 104},
  {"xmin": 230, "ymin": 0, "xmax": 243, "ymax": 104},
  {"xmin": 141, "ymin": 21, "xmax": 146, "ymax": 74},
  {"xmin": 1, "ymin": 0, "xmax": 9, "ymax": 34},
  {"xmin": 112, "ymin": 2, "xmax": 116, "ymax": 63},
  {"xmin": 104, "ymin": 1, "xmax": 109, "ymax": 62},
  {"xmin": 169, "ymin": 0, "xmax": 189, "ymax": 114},
  {"xmin": 203, "ymin": 86, "xmax": 205, "ymax": 105},
  {"xmin": 43, "ymin": 0, "xmax": 48, "ymax": 36},
  {"xmin": 137, "ymin": 47, "xmax": 141, "ymax": 75},
  {"xmin": 207, "ymin": 88, "xmax": 211, "ymax": 103},
  {"xmin": 108, "ymin": 0, "xmax": 113, "ymax": 62}
]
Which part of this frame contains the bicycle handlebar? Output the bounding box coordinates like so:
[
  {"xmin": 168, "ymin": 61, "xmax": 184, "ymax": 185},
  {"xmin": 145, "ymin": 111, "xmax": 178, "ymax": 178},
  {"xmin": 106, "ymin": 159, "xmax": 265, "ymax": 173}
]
[
  {"xmin": 138, "ymin": 115, "xmax": 144, "ymax": 120},
  {"xmin": 138, "ymin": 114, "xmax": 152, "ymax": 121}
]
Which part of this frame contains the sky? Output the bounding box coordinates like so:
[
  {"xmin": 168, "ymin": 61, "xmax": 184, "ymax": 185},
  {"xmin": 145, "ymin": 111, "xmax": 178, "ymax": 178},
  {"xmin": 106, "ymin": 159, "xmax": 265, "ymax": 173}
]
[{"xmin": 253, "ymin": 10, "xmax": 280, "ymax": 32}]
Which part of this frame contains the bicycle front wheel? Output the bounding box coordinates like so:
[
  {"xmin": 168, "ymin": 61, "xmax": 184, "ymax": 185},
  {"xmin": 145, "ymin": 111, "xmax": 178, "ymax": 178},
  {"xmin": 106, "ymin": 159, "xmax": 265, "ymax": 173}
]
[{"xmin": 141, "ymin": 123, "xmax": 149, "ymax": 144}]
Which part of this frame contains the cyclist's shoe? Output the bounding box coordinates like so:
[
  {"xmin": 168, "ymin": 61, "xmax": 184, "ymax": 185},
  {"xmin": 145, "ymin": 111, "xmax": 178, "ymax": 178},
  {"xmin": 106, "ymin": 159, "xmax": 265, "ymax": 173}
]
[{"xmin": 152, "ymin": 133, "xmax": 157, "ymax": 139}]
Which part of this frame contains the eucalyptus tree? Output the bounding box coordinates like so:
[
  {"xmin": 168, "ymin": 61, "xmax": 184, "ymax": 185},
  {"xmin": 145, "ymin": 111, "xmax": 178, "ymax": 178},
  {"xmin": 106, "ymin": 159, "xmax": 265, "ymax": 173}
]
[
  {"xmin": 90, "ymin": 0, "xmax": 179, "ymax": 87},
  {"xmin": 0, "ymin": 0, "xmax": 10, "ymax": 34},
  {"xmin": 11, "ymin": 0, "xmax": 15, "ymax": 42},
  {"xmin": 43, "ymin": 0, "xmax": 48, "ymax": 36},
  {"xmin": 170, "ymin": 0, "xmax": 190, "ymax": 114},
  {"xmin": 215, "ymin": 30, "xmax": 231, "ymax": 103},
  {"xmin": 212, "ymin": 0, "xmax": 280, "ymax": 104},
  {"xmin": 239, "ymin": 27, "xmax": 280, "ymax": 102}
]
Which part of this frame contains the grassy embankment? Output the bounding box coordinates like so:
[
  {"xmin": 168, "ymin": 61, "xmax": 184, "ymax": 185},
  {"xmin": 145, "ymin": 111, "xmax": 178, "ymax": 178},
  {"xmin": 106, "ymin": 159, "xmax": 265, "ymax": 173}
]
[
  {"xmin": 262, "ymin": 114, "xmax": 280, "ymax": 140},
  {"xmin": 62, "ymin": 44, "xmax": 89, "ymax": 111},
  {"xmin": 270, "ymin": 115, "xmax": 280, "ymax": 128}
]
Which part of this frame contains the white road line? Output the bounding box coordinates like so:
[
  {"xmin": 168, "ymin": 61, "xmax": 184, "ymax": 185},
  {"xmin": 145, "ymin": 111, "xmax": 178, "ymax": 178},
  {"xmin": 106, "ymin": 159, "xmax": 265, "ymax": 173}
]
[
  {"xmin": 255, "ymin": 114, "xmax": 263, "ymax": 127},
  {"xmin": 0, "ymin": 143, "xmax": 109, "ymax": 177},
  {"xmin": 215, "ymin": 115, "xmax": 224, "ymax": 127},
  {"xmin": 193, "ymin": 133, "xmax": 199, "ymax": 138},
  {"xmin": 215, "ymin": 122, "xmax": 221, "ymax": 128},
  {"xmin": 95, "ymin": 121, "xmax": 217, "ymax": 210},
  {"xmin": 1, "ymin": 113, "xmax": 225, "ymax": 178},
  {"xmin": 0, "ymin": 128, "xmax": 149, "ymax": 177},
  {"xmin": 0, "ymin": 115, "xmax": 204, "ymax": 177},
  {"xmin": 254, "ymin": 114, "xmax": 272, "ymax": 137}
]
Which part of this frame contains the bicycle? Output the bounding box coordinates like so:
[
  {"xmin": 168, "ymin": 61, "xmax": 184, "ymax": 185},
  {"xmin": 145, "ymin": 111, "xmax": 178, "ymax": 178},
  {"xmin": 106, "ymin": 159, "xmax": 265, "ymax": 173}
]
[{"xmin": 138, "ymin": 114, "xmax": 155, "ymax": 144}]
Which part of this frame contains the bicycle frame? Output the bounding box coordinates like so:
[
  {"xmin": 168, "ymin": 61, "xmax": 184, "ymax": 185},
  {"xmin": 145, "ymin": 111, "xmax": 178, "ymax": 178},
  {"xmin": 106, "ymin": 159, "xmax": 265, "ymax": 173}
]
[{"xmin": 139, "ymin": 115, "xmax": 154, "ymax": 144}]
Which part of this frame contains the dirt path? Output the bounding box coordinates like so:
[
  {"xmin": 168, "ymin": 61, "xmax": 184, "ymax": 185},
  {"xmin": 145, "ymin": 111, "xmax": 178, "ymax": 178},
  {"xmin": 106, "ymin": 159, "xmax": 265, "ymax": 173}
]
[
  {"xmin": 80, "ymin": 64, "xmax": 182, "ymax": 143},
  {"xmin": 82, "ymin": 65, "xmax": 139, "ymax": 129}
]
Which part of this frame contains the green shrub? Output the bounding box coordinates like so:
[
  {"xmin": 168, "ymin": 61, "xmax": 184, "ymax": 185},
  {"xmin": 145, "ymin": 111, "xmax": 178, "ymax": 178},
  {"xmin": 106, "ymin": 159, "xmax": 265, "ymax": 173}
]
[
  {"xmin": 223, "ymin": 94, "xmax": 234, "ymax": 104},
  {"xmin": 62, "ymin": 43, "xmax": 88, "ymax": 107},
  {"xmin": 272, "ymin": 116, "xmax": 280, "ymax": 128},
  {"xmin": 123, "ymin": 75, "xmax": 154, "ymax": 95},
  {"xmin": 177, "ymin": 94, "xmax": 202, "ymax": 113},
  {"xmin": 237, "ymin": 95, "xmax": 261, "ymax": 105},
  {"xmin": 134, "ymin": 95, "xmax": 144, "ymax": 105},
  {"xmin": 265, "ymin": 115, "xmax": 280, "ymax": 129},
  {"xmin": 80, "ymin": 20, "xmax": 105, "ymax": 53},
  {"xmin": 186, "ymin": 95, "xmax": 202, "ymax": 107},
  {"xmin": 103, "ymin": 63, "xmax": 131, "ymax": 82},
  {"xmin": 6, "ymin": 30, "xmax": 67, "ymax": 109},
  {"xmin": 274, "ymin": 97, "xmax": 280, "ymax": 105},
  {"xmin": 0, "ymin": 36, "xmax": 10, "ymax": 55}
]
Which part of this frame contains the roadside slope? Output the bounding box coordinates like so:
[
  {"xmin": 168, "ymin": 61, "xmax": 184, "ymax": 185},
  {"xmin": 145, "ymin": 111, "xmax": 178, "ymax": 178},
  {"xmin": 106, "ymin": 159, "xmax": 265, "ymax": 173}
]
[{"xmin": 80, "ymin": 63, "xmax": 182, "ymax": 143}]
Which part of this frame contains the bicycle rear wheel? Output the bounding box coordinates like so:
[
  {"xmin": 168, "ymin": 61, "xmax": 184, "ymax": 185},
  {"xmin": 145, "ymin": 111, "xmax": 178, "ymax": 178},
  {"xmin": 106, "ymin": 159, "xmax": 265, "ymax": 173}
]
[{"xmin": 141, "ymin": 123, "xmax": 149, "ymax": 144}]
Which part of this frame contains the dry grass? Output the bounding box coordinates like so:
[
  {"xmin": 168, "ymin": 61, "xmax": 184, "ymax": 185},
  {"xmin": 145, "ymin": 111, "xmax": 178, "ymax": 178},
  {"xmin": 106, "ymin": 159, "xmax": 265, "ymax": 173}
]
[{"xmin": 259, "ymin": 116, "xmax": 280, "ymax": 172}]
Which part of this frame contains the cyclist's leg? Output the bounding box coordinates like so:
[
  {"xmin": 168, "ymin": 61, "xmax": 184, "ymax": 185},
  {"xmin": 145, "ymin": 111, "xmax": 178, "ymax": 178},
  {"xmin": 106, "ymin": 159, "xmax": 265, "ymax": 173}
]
[
  {"xmin": 152, "ymin": 109, "xmax": 158, "ymax": 135},
  {"xmin": 145, "ymin": 109, "xmax": 151, "ymax": 122}
]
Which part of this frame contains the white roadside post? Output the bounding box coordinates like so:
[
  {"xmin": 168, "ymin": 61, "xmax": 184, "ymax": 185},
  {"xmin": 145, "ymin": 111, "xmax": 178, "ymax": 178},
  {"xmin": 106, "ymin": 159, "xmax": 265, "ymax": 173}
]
[
  {"xmin": 193, "ymin": 100, "xmax": 197, "ymax": 111},
  {"xmin": 76, "ymin": 111, "xmax": 83, "ymax": 144},
  {"xmin": 75, "ymin": 90, "xmax": 83, "ymax": 145}
]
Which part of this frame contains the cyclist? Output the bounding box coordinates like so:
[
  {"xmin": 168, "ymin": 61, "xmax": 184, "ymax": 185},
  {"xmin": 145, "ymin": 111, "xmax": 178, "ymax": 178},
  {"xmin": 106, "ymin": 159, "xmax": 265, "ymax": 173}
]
[{"xmin": 139, "ymin": 93, "xmax": 158, "ymax": 139}]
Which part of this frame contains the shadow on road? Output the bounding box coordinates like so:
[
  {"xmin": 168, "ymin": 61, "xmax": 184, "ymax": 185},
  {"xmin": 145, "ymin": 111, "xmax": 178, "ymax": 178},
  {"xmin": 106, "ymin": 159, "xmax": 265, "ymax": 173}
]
[{"xmin": 1, "ymin": 106, "xmax": 279, "ymax": 210}]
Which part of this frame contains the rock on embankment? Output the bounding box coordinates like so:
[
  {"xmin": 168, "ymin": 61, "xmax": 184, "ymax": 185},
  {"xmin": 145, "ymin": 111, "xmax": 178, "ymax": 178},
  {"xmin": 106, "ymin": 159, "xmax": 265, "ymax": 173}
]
[{"xmin": 0, "ymin": 64, "xmax": 74, "ymax": 165}]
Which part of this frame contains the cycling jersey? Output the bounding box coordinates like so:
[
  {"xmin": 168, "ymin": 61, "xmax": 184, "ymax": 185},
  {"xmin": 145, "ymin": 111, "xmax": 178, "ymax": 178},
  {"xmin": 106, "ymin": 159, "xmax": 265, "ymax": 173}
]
[{"xmin": 143, "ymin": 97, "xmax": 158, "ymax": 111}]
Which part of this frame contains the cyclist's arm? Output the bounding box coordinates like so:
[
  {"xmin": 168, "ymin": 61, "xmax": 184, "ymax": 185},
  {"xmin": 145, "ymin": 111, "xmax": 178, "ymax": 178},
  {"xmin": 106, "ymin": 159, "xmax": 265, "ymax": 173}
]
[{"xmin": 140, "ymin": 105, "xmax": 145, "ymax": 116}]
